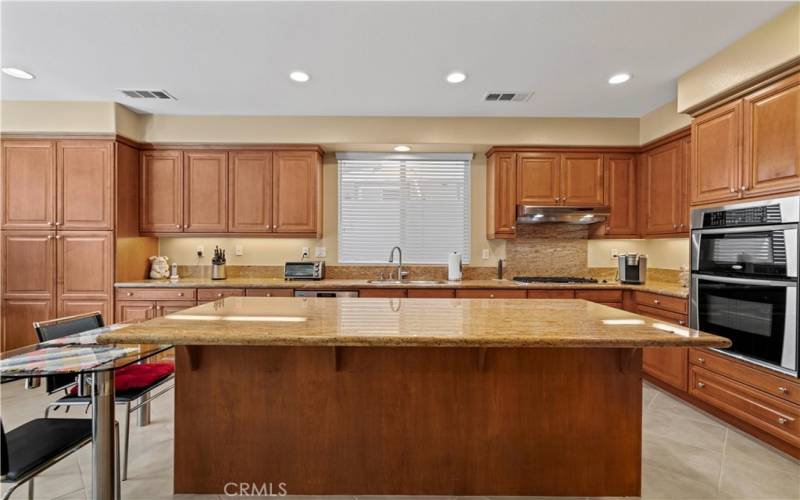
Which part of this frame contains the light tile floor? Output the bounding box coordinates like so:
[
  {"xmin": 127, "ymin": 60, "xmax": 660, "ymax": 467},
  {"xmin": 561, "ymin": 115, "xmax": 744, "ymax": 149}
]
[{"xmin": 1, "ymin": 381, "xmax": 798, "ymax": 500}]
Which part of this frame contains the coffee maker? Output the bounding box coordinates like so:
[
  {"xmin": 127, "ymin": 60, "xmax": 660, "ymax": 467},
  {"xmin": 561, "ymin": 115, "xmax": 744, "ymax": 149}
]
[{"xmin": 618, "ymin": 253, "xmax": 647, "ymax": 284}]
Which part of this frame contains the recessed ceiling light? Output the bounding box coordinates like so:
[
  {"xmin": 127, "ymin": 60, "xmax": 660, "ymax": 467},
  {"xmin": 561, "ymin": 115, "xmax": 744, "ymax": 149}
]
[
  {"xmin": 2, "ymin": 67, "xmax": 35, "ymax": 80},
  {"xmin": 289, "ymin": 71, "xmax": 310, "ymax": 83},
  {"xmin": 445, "ymin": 71, "xmax": 467, "ymax": 84},
  {"xmin": 608, "ymin": 73, "xmax": 631, "ymax": 85},
  {"xmin": 393, "ymin": 145, "xmax": 411, "ymax": 152}
]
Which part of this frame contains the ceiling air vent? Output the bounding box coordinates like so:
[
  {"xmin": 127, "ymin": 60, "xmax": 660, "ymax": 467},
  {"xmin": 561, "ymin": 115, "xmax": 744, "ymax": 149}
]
[
  {"xmin": 119, "ymin": 89, "xmax": 176, "ymax": 100},
  {"xmin": 484, "ymin": 91, "xmax": 533, "ymax": 102}
]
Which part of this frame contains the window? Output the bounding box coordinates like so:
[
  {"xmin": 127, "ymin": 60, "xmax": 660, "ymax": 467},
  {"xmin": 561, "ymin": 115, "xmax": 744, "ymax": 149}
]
[{"xmin": 337, "ymin": 153, "xmax": 471, "ymax": 264}]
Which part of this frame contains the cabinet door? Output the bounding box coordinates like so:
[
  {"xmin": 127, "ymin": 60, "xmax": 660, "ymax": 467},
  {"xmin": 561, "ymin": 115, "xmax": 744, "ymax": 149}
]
[
  {"xmin": 157, "ymin": 300, "xmax": 198, "ymax": 316},
  {"xmin": 491, "ymin": 152, "xmax": 517, "ymax": 237},
  {"xmin": 517, "ymin": 153, "xmax": 560, "ymax": 206},
  {"xmin": 273, "ymin": 151, "xmax": 320, "ymax": 234},
  {"xmin": 59, "ymin": 299, "xmax": 111, "ymax": 322},
  {"xmin": 691, "ymin": 101, "xmax": 741, "ymax": 205},
  {"xmin": 604, "ymin": 155, "xmax": 637, "ymax": 236},
  {"xmin": 140, "ymin": 151, "xmax": 183, "ymax": 233},
  {"xmin": 229, "ymin": 152, "xmax": 273, "ymax": 233},
  {"xmin": 2, "ymin": 231, "xmax": 56, "ymax": 298},
  {"xmin": 743, "ymin": 73, "xmax": 800, "ymax": 198},
  {"xmin": 560, "ymin": 153, "xmax": 605, "ymax": 206},
  {"xmin": 2, "ymin": 299, "xmax": 54, "ymax": 351},
  {"xmin": 57, "ymin": 231, "xmax": 113, "ymax": 301},
  {"xmin": 57, "ymin": 140, "xmax": 114, "ymax": 230},
  {"xmin": 2, "ymin": 140, "xmax": 55, "ymax": 229},
  {"xmin": 184, "ymin": 152, "xmax": 228, "ymax": 232},
  {"xmin": 642, "ymin": 142, "xmax": 682, "ymax": 234},
  {"xmin": 643, "ymin": 348, "xmax": 688, "ymax": 391},
  {"xmin": 115, "ymin": 301, "xmax": 155, "ymax": 324},
  {"xmin": 678, "ymin": 137, "xmax": 691, "ymax": 233}
]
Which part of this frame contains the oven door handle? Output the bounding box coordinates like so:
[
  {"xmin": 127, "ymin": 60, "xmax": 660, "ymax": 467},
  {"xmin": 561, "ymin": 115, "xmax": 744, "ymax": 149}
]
[
  {"xmin": 692, "ymin": 274, "xmax": 798, "ymax": 287},
  {"xmin": 691, "ymin": 223, "xmax": 797, "ymax": 235}
]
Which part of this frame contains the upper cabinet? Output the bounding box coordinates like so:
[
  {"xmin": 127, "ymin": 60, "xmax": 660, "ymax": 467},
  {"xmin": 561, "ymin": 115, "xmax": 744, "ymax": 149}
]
[
  {"xmin": 487, "ymin": 152, "xmax": 517, "ymax": 239},
  {"xmin": 272, "ymin": 151, "xmax": 322, "ymax": 235},
  {"xmin": 140, "ymin": 148, "xmax": 322, "ymax": 237},
  {"xmin": 602, "ymin": 154, "xmax": 637, "ymax": 237},
  {"xmin": 517, "ymin": 153, "xmax": 559, "ymax": 206},
  {"xmin": 742, "ymin": 73, "xmax": 800, "ymax": 198},
  {"xmin": 184, "ymin": 152, "xmax": 228, "ymax": 233},
  {"xmin": 691, "ymin": 101, "xmax": 741, "ymax": 205},
  {"xmin": 560, "ymin": 153, "xmax": 605, "ymax": 206},
  {"xmin": 691, "ymin": 71, "xmax": 800, "ymax": 206},
  {"xmin": 641, "ymin": 139, "xmax": 687, "ymax": 236},
  {"xmin": 228, "ymin": 152, "xmax": 273, "ymax": 233},
  {"xmin": 2, "ymin": 140, "xmax": 56, "ymax": 229},
  {"xmin": 2, "ymin": 140, "xmax": 114, "ymax": 231}
]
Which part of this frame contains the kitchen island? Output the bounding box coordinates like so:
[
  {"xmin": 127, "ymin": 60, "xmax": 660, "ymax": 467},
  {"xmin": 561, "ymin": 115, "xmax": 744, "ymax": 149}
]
[{"xmin": 99, "ymin": 296, "xmax": 729, "ymax": 497}]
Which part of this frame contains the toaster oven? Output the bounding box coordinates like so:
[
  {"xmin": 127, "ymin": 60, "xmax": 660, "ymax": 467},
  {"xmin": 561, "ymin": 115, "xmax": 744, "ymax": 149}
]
[{"xmin": 284, "ymin": 261, "xmax": 325, "ymax": 280}]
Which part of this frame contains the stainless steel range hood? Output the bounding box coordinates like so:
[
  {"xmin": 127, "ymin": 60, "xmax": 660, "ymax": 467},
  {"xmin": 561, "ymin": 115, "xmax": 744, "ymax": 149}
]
[{"xmin": 517, "ymin": 205, "xmax": 610, "ymax": 225}]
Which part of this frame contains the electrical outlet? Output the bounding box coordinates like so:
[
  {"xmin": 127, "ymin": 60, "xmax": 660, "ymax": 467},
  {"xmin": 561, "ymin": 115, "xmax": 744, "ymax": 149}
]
[
  {"xmin": 234, "ymin": 244, "xmax": 244, "ymax": 256},
  {"xmin": 196, "ymin": 245, "xmax": 204, "ymax": 258},
  {"xmin": 481, "ymin": 249, "xmax": 490, "ymax": 260},
  {"xmin": 611, "ymin": 248, "xmax": 618, "ymax": 260},
  {"xmin": 301, "ymin": 247, "xmax": 310, "ymax": 259},
  {"xmin": 314, "ymin": 246, "xmax": 326, "ymax": 258}
]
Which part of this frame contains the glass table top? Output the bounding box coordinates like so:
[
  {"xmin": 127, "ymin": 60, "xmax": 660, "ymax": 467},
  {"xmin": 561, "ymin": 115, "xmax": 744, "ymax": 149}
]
[{"xmin": 0, "ymin": 324, "xmax": 173, "ymax": 378}]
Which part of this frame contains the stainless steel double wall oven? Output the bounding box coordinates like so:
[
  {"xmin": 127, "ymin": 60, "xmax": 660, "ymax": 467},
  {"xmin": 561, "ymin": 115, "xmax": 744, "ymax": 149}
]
[{"xmin": 690, "ymin": 196, "xmax": 799, "ymax": 377}]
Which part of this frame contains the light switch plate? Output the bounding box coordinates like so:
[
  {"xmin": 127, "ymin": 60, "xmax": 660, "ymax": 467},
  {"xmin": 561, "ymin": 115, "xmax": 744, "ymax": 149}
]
[
  {"xmin": 314, "ymin": 246, "xmax": 326, "ymax": 258},
  {"xmin": 196, "ymin": 245, "xmax": 204, "ymax": 257},
  {"xmin": 234, "ymin": 245, "xmax": 244, "ymax": 256},
  {"xmin": 301, "ymin": 247, "xmax": 310, "ymax": 259},
  {"xmin": 481, "ymin": 249, "xmax": 490, "ymax": 260}
]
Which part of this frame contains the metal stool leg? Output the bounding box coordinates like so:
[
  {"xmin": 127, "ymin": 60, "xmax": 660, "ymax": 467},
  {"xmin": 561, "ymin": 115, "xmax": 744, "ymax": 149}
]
[
  {"xmin": 137, "ymin": 393, "xmax": 151, "ymax": 427},
  {"xmin": 27, "ymin": 479, "xmax": 33, "ymax": 500},
  {"xmin": 115, "ymin": 423, "xmax": 121, "ymax": 500},
  {"xmin": 122, "ymin": 402, "xmax": 131, "ymax": 481}
]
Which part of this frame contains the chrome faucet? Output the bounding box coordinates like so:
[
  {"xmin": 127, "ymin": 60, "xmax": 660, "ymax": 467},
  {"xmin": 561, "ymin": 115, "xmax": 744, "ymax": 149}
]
[{"xmin": 389, "ymin": 246, "xmax": 405, "ymax": 281}]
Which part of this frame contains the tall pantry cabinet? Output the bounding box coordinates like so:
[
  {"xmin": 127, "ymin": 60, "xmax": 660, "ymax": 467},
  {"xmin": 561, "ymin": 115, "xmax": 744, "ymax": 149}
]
[{"xmin": 1, "ymin": 138, "xmax": 152, "ymax": 351}]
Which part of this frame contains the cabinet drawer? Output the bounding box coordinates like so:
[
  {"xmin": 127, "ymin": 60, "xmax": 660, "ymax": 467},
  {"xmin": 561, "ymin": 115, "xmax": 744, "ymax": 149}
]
[
  {"xmin": 574, "ymin": 290, "xmax": 622, "ymax": 303},
  {"xmin": 197, "ymin": 288, "xmax": 245, "ymax": 301},
  {"xmin": 116, "ymin": 288, "xmax": 196, "ymax": 301},
  {"xmin": 527, "ymin": 289, "xmax": 575, "ymax": 299},
  {"xmin": 245, "ymin": 288, "xmax": 294, "ymax": 297},
  {"xmin": 157, "ymin": 300, "xmax": 197, "ymax": 316},
  {"xmin": 634, "ymin": 291, "xmax": 687, "ymax": 314},
  {"xmin": 455, "ymin": 289, "xmax": 527, "ymax": 299},
  {"xmin": 636, "ymin": 304, "xmax": 688, "ymax": 326},
  {"xmin": 407, "ymin": 289, "xmax": 456, "ymax": 298},
  {"xmin": 689, "ymin": 348, "xmax": 800, "ymax": 406},
  {"xmin": 359, "ymin": 289, "xmax": 407, "ymax": 298},
  {"xmin": 596, "ymin": 302, "xmax": 623, "ymax": 309},
  {"xmin": 690, "ymin": 366, "xmax": 800, "ymax": 447}
]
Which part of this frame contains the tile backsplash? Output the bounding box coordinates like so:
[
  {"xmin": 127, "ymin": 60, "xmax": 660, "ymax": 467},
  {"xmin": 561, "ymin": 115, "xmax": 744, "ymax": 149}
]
[{"xmin": 503, "ymin": 224, "xmax": 590, "ymax": 278}]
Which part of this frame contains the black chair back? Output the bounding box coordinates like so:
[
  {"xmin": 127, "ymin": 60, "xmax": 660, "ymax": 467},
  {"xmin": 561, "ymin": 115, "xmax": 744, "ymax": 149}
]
[
  {"xmin": 34, "ymin": 312, "xmax": 104, "ymax": 394},
  {"xmin": 1, "ymin": 420, "xmax": 8, "ymax": 478}
]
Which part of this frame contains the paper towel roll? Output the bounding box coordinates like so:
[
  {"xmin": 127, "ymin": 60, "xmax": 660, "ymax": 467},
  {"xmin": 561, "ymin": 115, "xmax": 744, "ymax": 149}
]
[{"xmin": 448, "ymin": 252, "xmax": 462, "ymax": 281}]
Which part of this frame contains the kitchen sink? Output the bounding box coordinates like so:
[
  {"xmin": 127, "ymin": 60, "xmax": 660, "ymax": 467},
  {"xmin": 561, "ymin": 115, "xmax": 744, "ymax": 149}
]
[
  {"xmin": 366, "ymin": 279, "xmax": 449, "ymax": 285},
  {"xmin": 366, "ymin": 279, "xmax": 405, "ymax": 284}
]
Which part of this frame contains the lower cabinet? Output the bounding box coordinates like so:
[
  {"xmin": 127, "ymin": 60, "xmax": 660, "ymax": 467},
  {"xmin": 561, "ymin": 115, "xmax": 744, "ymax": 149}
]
[
  {"xmin": 359, "ymin": 289, "xmax": 407, "ymax": 298},
  {"xmin": 1, "ymin": 298, "xmax": 54, "ymax": 351},
  {"xmin": 455, "ymin": 289, "xmax": 526, "ymax": 299},
  {"xmin": 407, "ymin": 289, "xmax": 455, "ymax": 298},
  {"xmin": 633, "ymin": 292, "xmax": 690, "ymax": 391},
  {"xmin": 115, "ymin": 299, "xmax": 198, "ymax": 323}
]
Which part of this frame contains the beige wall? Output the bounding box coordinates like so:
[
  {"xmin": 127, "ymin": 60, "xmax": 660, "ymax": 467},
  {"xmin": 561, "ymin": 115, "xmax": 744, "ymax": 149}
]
[
  {"xmin": 638, "ymin": 100, "xmax": 692, "ymax": 144},
  {"xmin": 0, "ymin": 101, "xmax": 116, "ymax": 133},
  {"xmin": 677, "ymin": 4, "xmax": 800, "ymax": 112},
  {"xmin": 587, "ymin": 238, "xmax": 689, "ymax": 270}
]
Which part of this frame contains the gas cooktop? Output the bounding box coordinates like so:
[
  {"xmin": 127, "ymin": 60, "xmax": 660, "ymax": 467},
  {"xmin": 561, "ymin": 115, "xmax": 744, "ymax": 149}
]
[{"xmin": 512, "ymin": 276, "xmax": 599, "ymax": 284}]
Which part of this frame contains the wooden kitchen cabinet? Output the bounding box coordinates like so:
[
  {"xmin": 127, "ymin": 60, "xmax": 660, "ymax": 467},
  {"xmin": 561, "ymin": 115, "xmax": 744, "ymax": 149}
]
[
  {"xmin": 691, "ymin": 101, "xmax": 742, "ymax": 205},
  {"xmin": 641, "ymin": 140, "xmax": 685, "ymax": 235},
  {"xmin": 407, "ymin": 289, "xmax": 456, "ymax": 298},
  {"xmin": 517, "ymin": 153, "xmax": 559, "ymax": 206},
  {"xmin": 2, "ymin": 298, "xmax": 54, "ymax": 351},
  {"xmin": 359, "ymin": 289, "xmax": 407, "ymax": 298},
  {"xmin": 197, "ymin": 288, "xmax": 245, "ymax": 303},
  {"xmin": 245, "ymin": 288, "xmax": 294, "ymax": 297},
  {"xmin": 2, "ymin": 140, "xmax": 56, "ymax": 229},
  {"xmin": 57, "ymin": 140, "xmax": 114, "ymax": 230},
  {"xmin": 57, "ymin": 231, "xmax": 113, "ymax": 303},
  {"xmin": 455, "ymin": 289, "xmax": 527, "ymax": 299},
  {"xmin": 184, "ymin": 152, "xmax": 228, "ymax": 233},
  {"xmin": 140, "ymin": 150, "xmax": 183, "ymax": 233},
  {"xmin": 635, "ymin": 292, "xmax": 689, "ymax": 391},
  {"xmin": 229, "ymin": 152, "xmax": 273, "ymax": 233},
  {"xmin": 2, "ymin": 231, "xmax": 56, "ymax": 298},
  {"xmin": 602, "ymin": 154, "xmax": 637, "ymax": 236},
  {"xmin": 272, "ymin": 151, "xmax": 321, "ymax": 235},
  {"xmin": 116, "ymin": 301, "xmax": 155, "ymax": 323},
  {"xmin": 487, "ymin": 152, "xmax": 518, "ymax": 238},
  {"xmin": 742, "ymin": 73, "xmax": 800, "ymax": 198},
  {"xmin": 560, "ymin": 153, "xmax": 605, "ymax": 206}
]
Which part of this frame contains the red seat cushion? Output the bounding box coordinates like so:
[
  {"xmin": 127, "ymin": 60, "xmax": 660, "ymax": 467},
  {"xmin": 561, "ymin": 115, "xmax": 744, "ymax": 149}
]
[{"xmin": 69, "ymin": 362, "xmax": 174, "ymax": 395}]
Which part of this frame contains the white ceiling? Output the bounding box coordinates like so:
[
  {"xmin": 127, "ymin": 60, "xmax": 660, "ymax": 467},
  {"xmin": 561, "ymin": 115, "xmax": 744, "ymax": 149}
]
[{"xmin": 0, "ymin": 1, "xmax": 793, "ymax": 117}]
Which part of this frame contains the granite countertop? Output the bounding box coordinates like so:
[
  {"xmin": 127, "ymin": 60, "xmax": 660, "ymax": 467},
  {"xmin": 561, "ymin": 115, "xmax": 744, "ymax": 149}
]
[
  {"xmin": 115, "ymin": 278, "xmax": 689, "ymax": 298},
  {"xmin": 98, "ymin": 296, "xmax": 724, "ymax": 348}
]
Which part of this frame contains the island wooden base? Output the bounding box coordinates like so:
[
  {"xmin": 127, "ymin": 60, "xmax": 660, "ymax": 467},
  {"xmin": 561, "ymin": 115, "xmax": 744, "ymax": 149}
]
[{"xmin": 174, "ymin": 346, "xmax": 642, "ymax": 496}]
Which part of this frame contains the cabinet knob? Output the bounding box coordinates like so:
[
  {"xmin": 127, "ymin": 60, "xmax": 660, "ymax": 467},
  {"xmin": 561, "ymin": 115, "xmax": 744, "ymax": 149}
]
[
  {"xmin": 554, "ymin": 197, "xmax": 560, "ymax": 202},
  {"xmin": 678, "ymin": 320, "xmax": 685, "ymax": 326},
  {"xmin": 778, "ymin": 417, "xmax": 788, "ymax": 425},
  {"xmin": 740, "ymin": 185, "xmax": 746, "ymax": 193},
  {"xmin": 48, "ymin": 221, "xmax": 55, "ymax": 226},
  {"xmin": 266, "ymin": 293, "xmax": 272, "ymax": 297},
  {"xmin": 266, "ymin": 225, "xmax": 271, "ymax": 229},
  {"xmin": 653, "ymin": 299, "xmax": 660, "ymax": 305},
  {"xmin": 730, "ymin": 187, "xmax": 736, "ymax": 193},
  {"xmin": 697, "ymin": 382, "xmax": 705, "ymax": 389},
  {"xmin": 679, "ymin": 224, "xmax": 684, "ymax": 229},
  {"xmin": 178, "ymin": 292, "xmax": 184, "ymax": 297},
  {"xmin": 779, "ymin": 386, "xmax": 789, "ymax": 394},
  {"xmin": 510, "ymin": 225, "xmax": 516, "ymax": 229},
  {"xmin": 54, "ymin": 222, "xmax": 62, "ymax": 226},
  {"xmin": 126, "ymin": 292, "xmax": 133, "ymax": 297},
  {"xmin": 489, "ymin": 294, "xmax": 495, "ymax": 298},
  {"xmin": 55, "ymin": 235, "xmax": 62, "ymax": 240},
  {"xmin": 175, "ymin": 224, "xmax": 180, "ymax": 228},
  {"xmin": 217, "ymin": 293, "xmax": 223, "ymax": 297},
  {"xmin": 47, "ymin": 235, "xmax": 54, "ymax": 240},
  {"xmin": 697, "ymin": 357, "xmax": 705, "ymax": 364}
]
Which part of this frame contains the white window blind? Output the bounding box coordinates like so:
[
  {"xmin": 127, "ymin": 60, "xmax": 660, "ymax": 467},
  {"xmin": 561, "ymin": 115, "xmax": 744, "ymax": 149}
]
[{"xmin": 337, "ymin": 153, "xmax": 471, "ymax": 264}]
